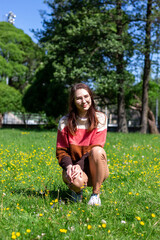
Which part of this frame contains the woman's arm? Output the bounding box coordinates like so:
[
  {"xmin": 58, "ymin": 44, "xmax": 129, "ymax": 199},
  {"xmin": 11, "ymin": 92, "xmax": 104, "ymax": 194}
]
[{"xmin": 56, "ymin": 116, "xmax": 73, "ymax": 170}]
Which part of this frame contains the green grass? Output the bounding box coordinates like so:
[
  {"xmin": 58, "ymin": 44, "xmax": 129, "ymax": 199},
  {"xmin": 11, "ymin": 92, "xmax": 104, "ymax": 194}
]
[{"xmin": 0, "ymin": 129, "xmax": 160, "ymax": 240}]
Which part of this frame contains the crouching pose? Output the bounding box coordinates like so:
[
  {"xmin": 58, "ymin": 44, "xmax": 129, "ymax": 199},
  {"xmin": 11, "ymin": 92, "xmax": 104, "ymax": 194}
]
[{"xmin": 56, "ymin": 83, "xmax": 109, "ymax": 206}]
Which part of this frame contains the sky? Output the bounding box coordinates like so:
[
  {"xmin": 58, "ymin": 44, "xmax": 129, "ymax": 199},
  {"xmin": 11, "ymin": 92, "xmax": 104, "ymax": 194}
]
[{"xmin": 0, "ymin": 0, "xmax": 50, "ymax": 42}]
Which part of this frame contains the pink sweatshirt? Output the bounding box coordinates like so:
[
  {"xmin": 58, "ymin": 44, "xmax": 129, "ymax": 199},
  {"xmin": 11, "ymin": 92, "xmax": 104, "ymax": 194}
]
[{"xmin": 56, "ymin": 111, "xmax": 107, "ymax": 170}]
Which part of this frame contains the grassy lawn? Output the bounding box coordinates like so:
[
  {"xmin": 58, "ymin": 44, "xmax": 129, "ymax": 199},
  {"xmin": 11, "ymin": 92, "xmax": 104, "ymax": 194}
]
[{"xmin": 0, "ymin": 129, "xmax": 160, "ymax": 240}]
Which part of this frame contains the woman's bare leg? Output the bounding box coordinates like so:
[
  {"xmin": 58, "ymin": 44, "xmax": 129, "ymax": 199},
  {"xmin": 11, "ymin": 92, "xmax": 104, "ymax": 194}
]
[{"xmin": 89, "ymin": 146, "xmax": 109, "ymax": 195}]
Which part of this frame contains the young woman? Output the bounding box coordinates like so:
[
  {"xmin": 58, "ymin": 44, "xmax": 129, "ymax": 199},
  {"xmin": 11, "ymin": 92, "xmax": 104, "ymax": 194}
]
[{"xmin": 56, "ymin": 83, "xmax": 109, "ymax": 206}]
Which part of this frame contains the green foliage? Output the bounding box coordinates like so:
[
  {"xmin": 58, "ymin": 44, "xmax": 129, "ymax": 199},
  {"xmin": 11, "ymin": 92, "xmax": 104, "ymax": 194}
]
[
  {"xmin": 95, "ymin": 70, "xmax": 135, "ymax": 107},
  {"xmin": 22, "ymin": 62, "xmax": 69, "ymax": 118},
  {"xmin": 0, "ymin": 22, "xmax": 43, "ymax": 91},
  {"xmin": 0, "ymin": 130, "xmax": 160, "ymax": 239},
  {"xmin": 30, "ymin": 0, "xmax": 135, "ymax": 119},
  {"xmin": 0, "ymin": 82, "xmax": 22, "ymax": 114},
  {"xmin": 125, "ymin": 80, "xmax": 160, "ymax": 108}
]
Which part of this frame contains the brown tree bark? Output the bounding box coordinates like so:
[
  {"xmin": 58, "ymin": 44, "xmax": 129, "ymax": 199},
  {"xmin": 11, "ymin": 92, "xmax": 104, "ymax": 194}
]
[
  {"xmin": 141, "ymin": 0, "xmax": 152, "ymax": 133},
  {"xmin": 116, "ymin": 0, "xmax": 128, "ymax": 133},
  {"xmin": 0, "ymin": 113, "xmax": 3, "ymax": 128},
  {"xmin": 130, "ymin": 95, "xmax": 159, "ymax": 134}
]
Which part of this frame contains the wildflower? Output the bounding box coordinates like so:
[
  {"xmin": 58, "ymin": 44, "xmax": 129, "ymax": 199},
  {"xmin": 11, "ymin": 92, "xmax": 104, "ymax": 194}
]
[
  {"xmin": 16, "ymin": 232, "xmax": 20, "ymax": 237},
  {"xmin": 121, "ymin": 220, "xmax": 126, "ymax": 224},
  {"xmin": 151, "ymin": 213, "xmax": 156, "ymax": 218},
  {"xmin": 59, "ymin": 229, "xmax": 67, "ymax": 233},
  {"xmin": 129, "ymin": 192, "xmax": 132, "ymax": 195},
  {"xmin": 11, "ymin": 235, "xmax": 16, "ymax": 239},
  {"xmin": 86, "ymin": 217, "xmax": 89, "ymax": 222},
  {"xmin": 68, "ymin": 226, "xmax": 75, "ymax": 231},
  {"xmin": 108, "ymin": 230, "xmax": 111, "ymax": 233},
  {"xmin": 140, "ymin": 221, "xmax": 145, "ymax": 226},
  {"xmin": 87, "ymin": 225, "xmax": 92, "ymax": 230},
  {"xmin": 102, "ymin": 223, "xmax": 107, "ymax": 228},
  {"xmin": 26, "ymin": 229, "xmax": 31, "ymax": 233},
  {"xmin": 55, "ymin": 199, "xmax": 58, "ymax": 203},
  {"xmin": 11, "ymin": 232, "xmax": 16, "ymax": 239},
  {"xmin": 135, "ymin": 216, "xmax": 141, "ymax": 221},
  {"xmin": 101, "ymin": 219, "xmax": 106, "ymax": 224},
  {"xmin": 39, "ymin": 213, "xmax": 43, "ymax": 217}
]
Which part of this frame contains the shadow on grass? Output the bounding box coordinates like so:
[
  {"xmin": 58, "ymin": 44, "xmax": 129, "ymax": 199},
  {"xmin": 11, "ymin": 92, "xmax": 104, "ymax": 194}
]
[{"xmin": 11, "ymin": 187, "xmax": 73, "ymax": 204}]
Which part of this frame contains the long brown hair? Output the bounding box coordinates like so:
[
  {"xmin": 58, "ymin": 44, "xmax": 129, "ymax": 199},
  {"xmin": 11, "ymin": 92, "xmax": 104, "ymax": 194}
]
[{"xmin": 68, "ymin": 83, "xmax": 99, "ymax": 135}]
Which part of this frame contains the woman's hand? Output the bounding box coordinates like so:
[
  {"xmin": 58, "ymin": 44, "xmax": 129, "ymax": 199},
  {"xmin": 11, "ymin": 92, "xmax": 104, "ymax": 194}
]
[
  {"xmin": 66, "ymin": 164, "xmax": 82, "ymax": 183},
  {"xmin": 71, "ymin": 165, "xmax": 82, "ymax": 181}
]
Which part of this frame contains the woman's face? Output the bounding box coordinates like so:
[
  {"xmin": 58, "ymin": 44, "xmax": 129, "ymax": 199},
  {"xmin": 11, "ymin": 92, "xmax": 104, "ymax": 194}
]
[{"xmin": 74, "ymin": 88, "xmax": 92, "ymax": 116}]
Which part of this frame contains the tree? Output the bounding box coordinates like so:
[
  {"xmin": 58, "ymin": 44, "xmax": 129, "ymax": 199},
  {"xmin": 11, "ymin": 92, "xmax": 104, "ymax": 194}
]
[
  {"xmin": 140, "ymin": 0, "xmax": 152, "ymax": 133},
  {"xmin": 30, "ymin": 0, "xmax": 134, "ymax": 128},
  {"xmin": 0, "ymin": 82, "xmax": 22, "ymax": 127},
  {"xmin": 115, "ymin": 0, "xmax": 130, "ymax": 132},
  {"xmin": 126, "ymin": 80, "xmax": 160, "ymax": 133},
  {"xmin": 0, "ymin": 22, "xmax": 43, "ymax": 92},
  {"xmin": 22, "ymin": 61, "xmax": 69, "ymax": 118},
  {"xmin": 126, "ymin": 0, "xmax": 160, "ymax": 133}
]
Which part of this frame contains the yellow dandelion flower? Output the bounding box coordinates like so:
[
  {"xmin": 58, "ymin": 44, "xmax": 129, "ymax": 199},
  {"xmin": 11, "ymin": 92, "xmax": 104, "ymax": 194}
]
[
  {"xmin": 151, "ymin": 213, "xmax": 156, "ymax": 218},
  {"xmin": 108, "ymin": 230, "xmax": 111, "ymax": 233},
  {"xmin": 26, "ymin": 229, "xmax": 31, "ymax": 233},
  {"xmin": 11, "ymin": 235, "xmax": 16, "ymax": 239},
  {"xmin": 140, "ymin": 221, "xmax": 145, "ymax": 226},
  {"xmin": 16, "ymin": 232, "xmax": 20, "ymax": 237},
  {"xmin": 55, "ymin": 199, "xmax": 58, "ymax": 203},
  {"xmin": 135, "ymin": 216, "xmax": 141, "ymax": 221},
  {"xmin": 102, "ymin": 223, "xmax": 107, "ymax": 228},
  {"xmin": 39, "ymin": 213, "xmax": 43, "ymax": 217},
  {"xmin": 129, "ymin": 192, "xmax": 132, "ymax": 195},
  {"xmin": 87, "ymin": 225, "xmax": 92, "ymax": 230},
  {"xmin": 59, "ymin": 229, "xmax": 67, "ymax": 233}
]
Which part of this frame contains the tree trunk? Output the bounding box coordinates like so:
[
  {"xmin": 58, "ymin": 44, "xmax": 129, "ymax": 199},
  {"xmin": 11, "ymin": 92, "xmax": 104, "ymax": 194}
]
[
  {"xmin": 0, "ymin": 113, "xmax": 3, "ymax": 128},
  {"xmin": 116, "ymin": 0, "xmax": 128, "ymax": 133},
  {"xmin": 118, "ymin": 85, "xmax": 128, "ymax": 132},
  {"xmin": 140, "ymin": 0, "xmax": 152, "ymax": 133},
  {"xmin": 148, "ymin": 108, "xmax": 159, "ymax": 134},
  {"xmin": 130, "ymin": 95, "xmax": 159, "ymax": 134}
]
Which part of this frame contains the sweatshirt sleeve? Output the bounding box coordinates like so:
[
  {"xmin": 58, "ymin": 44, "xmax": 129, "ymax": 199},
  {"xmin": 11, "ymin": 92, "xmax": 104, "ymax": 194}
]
[{"xmin": 56, "ymin": 116, "xmax": 73, "ymax": 170}]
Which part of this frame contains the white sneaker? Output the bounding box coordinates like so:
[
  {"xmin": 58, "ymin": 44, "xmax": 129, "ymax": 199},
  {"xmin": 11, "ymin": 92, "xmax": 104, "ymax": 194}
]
[
  {"xmin": 71, "ymin": 191, "xmax": 83, "ymax": 202},
  {"xmin": 88, "ymin": 194, "xmax": 101, "ymax": 206}
]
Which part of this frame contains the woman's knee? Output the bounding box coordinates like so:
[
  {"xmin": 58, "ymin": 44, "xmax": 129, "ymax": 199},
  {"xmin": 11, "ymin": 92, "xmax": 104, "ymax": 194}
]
[{"xmin": 89, "ymin": 146, "xmax": 107, "ymax": 162}]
